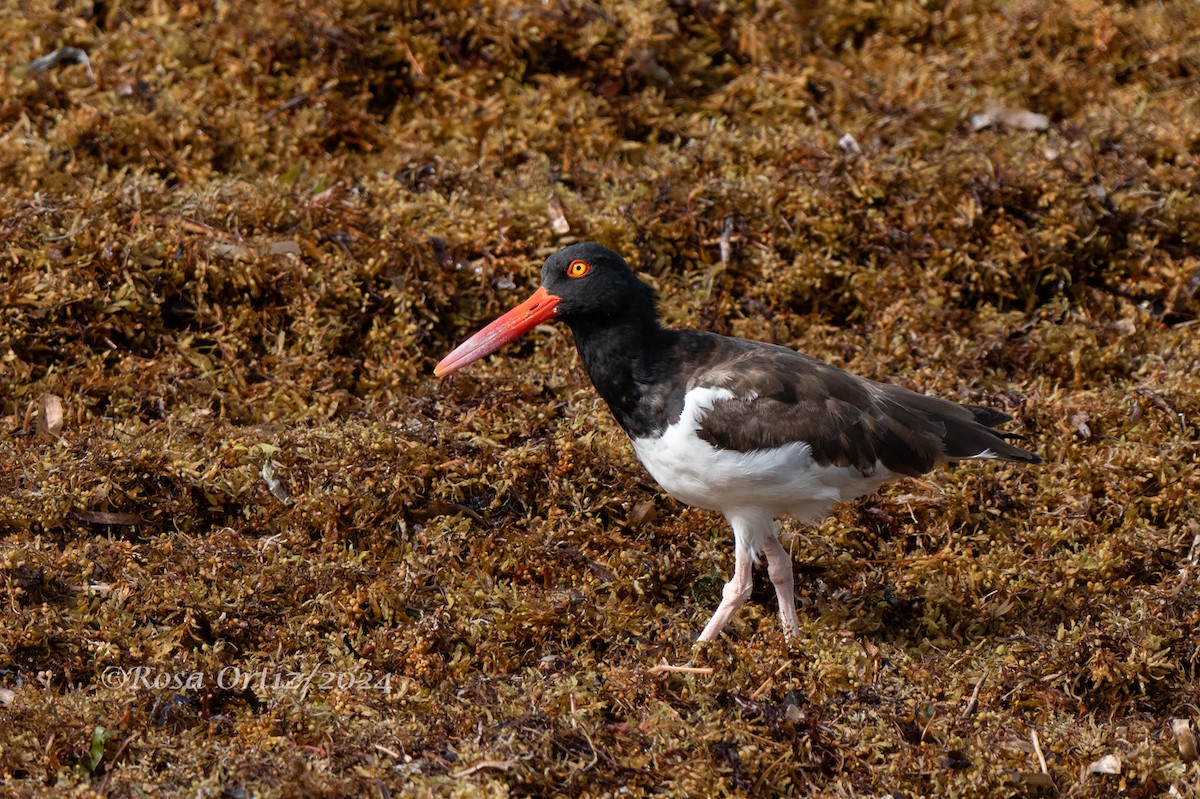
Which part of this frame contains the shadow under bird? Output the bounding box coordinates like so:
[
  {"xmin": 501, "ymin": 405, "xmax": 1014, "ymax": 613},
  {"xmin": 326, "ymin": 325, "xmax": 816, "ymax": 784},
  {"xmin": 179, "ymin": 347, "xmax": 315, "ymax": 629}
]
[{"xmin": 435, "ymin": 242, "xmax": 1041, "ymax": 642}]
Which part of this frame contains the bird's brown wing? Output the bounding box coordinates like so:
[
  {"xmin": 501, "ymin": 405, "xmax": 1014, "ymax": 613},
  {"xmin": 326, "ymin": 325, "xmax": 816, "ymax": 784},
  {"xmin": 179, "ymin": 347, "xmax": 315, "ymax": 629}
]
[{"xmin": 688, "ymin": 338, "xmax": 1039, "ymax": 477}]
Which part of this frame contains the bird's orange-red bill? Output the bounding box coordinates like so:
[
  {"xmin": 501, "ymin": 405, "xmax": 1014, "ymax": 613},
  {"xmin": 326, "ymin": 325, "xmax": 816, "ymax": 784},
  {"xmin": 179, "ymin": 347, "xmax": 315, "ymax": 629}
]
[{"xmin": 434, "ymin": 285, "xmax": 562, "ymax": 377}]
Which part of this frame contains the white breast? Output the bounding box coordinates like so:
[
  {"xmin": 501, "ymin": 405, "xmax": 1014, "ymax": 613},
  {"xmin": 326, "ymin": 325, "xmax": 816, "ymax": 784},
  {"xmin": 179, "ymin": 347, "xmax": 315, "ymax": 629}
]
[{"xmin": 631, "ymin": 386, "xmax": 894, "ymax": 525}]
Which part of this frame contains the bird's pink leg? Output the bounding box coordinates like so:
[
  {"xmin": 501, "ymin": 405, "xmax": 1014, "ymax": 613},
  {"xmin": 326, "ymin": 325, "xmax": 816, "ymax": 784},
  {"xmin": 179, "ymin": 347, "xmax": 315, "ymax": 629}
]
[
  {"xmin": 762, "ymin": 533, "xmax": 799, "ymax": 639},
  {"xmin": 697, "ymin": 541, "xmax": 754, "ymax": 642}
]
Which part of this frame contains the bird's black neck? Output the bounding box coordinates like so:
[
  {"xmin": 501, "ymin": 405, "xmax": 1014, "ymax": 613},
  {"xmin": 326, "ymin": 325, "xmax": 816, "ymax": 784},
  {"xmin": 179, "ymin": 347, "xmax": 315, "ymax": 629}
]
[{"xmin": 566, "ymin": 311, "xmax": 686, "ymax": 440}]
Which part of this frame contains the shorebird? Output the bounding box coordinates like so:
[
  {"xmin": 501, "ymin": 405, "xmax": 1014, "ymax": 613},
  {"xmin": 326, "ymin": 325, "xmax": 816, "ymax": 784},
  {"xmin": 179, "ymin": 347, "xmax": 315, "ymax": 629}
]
[{"xmin": 435, "ymin": 242, "xmax": 1040, "ymax": 641}]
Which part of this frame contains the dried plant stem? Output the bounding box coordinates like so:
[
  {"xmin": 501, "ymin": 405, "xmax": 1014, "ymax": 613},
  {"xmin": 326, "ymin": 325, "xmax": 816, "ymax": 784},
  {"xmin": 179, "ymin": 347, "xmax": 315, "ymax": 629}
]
[{"xmin": 647, "ymin": 662, "xmax": 715, "ymax": 676}]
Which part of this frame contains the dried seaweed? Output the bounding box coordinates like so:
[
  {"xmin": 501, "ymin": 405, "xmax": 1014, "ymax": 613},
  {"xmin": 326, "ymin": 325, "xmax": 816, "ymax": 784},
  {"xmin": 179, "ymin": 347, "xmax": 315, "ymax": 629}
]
[{"xmin": 2, "ymin": 0, "xmax": 1199, "ymax": 796}]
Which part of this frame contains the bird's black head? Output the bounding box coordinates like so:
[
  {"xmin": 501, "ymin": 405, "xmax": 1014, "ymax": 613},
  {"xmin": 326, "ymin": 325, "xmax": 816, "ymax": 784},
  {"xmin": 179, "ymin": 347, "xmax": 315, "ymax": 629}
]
[
  {"xmin": 434, "ymin": 241, "xmax": 658, "ymax": 377},
  {"xmin": 539, "ymin": 242, "xmax": 656, "ymax": 323}
]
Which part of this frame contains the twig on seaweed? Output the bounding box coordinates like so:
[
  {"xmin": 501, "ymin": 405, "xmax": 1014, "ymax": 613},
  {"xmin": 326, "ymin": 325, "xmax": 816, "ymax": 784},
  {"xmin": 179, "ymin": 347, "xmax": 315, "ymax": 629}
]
[
  {"xmin": 961, "ymin": 670, "xmax": 987, "ymax": 718},
  {"xmin": 647, "ymin": 662, "xmax": 714, "ymax": 676},
  {"xmin": 919, "ymin": 706, "xmax": 938, "ymax": 744},
  {"xmin": 1030, "ymin": 727, "xmax": 1051, "ymax": 778},
  {"xmin": 719, "ymin": 215, "xmax": 734, "ymax": 266},
  {"xmin": 264, "ymin": 84, "xmax": 336, "ymax": 121},
  {"xmin": 42, "ymin": 220, "xmax": 91, "ymax": 242},
  {"xmin": 401, "ymin": 41, "xmax": 427, "ymax": 80},
  {"xmin": 97, "ymin": 733, "xmax": 137, "ymax": 794},
  {"xmin": 373, "ymin": 743, "xmax": 401, "ymax": 759},
  {"xmin": 750, "ymin": 659, "xmax": 793, "ymax": 701},
  {"xmin": 452, "ymin": 758, "xmax": 518, "ymax": 778}
]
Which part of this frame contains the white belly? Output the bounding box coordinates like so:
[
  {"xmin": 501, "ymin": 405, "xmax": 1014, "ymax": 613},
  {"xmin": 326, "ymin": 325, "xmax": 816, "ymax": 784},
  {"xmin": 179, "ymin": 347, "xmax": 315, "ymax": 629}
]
[{"xmin": 630, "ymin": 386, "xmax": 893, "ymax": 524}]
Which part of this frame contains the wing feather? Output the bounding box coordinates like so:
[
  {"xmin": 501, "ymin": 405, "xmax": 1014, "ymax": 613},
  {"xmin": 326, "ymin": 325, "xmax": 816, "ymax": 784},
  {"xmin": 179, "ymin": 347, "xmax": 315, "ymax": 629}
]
[{"xmin": 688, "ymin": 337, "xmax": 1039, "ymax": 476}]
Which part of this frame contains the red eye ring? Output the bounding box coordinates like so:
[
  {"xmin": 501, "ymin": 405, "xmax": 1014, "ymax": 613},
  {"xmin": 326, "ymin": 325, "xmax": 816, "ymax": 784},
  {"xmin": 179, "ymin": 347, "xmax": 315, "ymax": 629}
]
[{"xmin": 566, "ymin": 259, "xmax": 590, "ymax": 278}]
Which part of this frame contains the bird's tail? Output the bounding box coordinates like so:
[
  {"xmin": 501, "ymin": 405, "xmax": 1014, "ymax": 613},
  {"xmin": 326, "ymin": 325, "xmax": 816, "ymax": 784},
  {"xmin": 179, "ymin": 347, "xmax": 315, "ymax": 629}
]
[
  {"xmin": 879, "ymin": 384, "xmax": 1042, "ymax": 466},
  {"xmin": 948, "ymin": 406, "xmax": 1042, "ymax": 464}
]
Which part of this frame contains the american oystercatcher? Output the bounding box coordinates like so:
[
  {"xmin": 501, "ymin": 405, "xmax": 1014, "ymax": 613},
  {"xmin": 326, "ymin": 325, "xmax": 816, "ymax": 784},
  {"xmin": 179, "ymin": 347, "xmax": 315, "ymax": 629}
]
[{"xmin": 435, "ymin": 242, "xmax": 1040, "ymax": 641}]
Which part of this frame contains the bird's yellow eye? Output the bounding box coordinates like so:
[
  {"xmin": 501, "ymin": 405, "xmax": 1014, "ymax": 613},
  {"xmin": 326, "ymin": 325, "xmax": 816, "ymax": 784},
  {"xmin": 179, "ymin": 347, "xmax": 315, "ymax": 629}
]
[{"xmin": 566, "ymin": 259, "xmax": 591, "ymax": 278}]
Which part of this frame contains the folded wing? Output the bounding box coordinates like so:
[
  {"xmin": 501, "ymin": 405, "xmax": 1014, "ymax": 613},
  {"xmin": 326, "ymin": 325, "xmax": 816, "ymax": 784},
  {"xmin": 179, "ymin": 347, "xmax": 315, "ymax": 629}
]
[{"xmin": 689, "ymin": 339, "xmax": 1041, "ymax": 477}]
